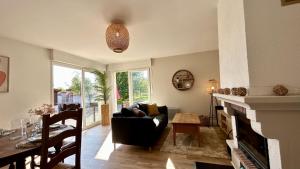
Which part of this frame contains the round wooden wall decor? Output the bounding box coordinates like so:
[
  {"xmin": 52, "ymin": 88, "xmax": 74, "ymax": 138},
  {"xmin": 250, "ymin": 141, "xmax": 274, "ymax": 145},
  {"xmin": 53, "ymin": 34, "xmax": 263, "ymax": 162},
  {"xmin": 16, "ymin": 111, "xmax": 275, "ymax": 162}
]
[{"xmin": 172, "ymin": 70, "xmax": 194, "ymax": 91}]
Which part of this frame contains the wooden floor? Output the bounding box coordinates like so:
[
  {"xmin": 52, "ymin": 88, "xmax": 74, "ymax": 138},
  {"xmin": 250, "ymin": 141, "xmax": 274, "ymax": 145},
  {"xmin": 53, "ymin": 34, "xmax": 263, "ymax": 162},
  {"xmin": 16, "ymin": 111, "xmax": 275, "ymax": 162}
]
[
  {"xmin": 1, "ymin": 125, "xmax": 231, "ymax": 169},
  {"xmin": 67, "ymin": 125, "xmax": 231, "ymax": 169}
]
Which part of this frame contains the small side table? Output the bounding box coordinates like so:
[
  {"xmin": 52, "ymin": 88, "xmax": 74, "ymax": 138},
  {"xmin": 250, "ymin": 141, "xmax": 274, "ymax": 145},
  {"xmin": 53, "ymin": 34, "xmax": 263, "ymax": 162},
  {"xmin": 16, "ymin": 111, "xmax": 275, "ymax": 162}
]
[{"xmin": 171, "ymin": 113, "xmax": 201, "ymax": 146}]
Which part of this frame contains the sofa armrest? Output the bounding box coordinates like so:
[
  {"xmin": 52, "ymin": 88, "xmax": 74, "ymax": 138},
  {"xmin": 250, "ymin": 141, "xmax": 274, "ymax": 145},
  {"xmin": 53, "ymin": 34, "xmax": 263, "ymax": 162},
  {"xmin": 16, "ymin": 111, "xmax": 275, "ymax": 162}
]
[
  {"xmin": 112, "ymin": 112, "xmax": 123, "ymax": 117},
  {"xmin": 158, "ymin": 106, "xmax": 168, "ymax": 116}
]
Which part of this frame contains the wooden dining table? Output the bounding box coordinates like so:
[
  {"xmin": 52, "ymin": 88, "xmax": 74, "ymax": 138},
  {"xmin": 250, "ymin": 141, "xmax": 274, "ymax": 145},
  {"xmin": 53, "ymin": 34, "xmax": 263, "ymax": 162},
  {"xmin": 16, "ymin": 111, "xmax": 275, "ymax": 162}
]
[
  {"xmin": 0, "ymin": 130, "xmax": 40, "ymax": 169},
  {"xmin": 0, "ymin": 125, "xmax": 72, "ymax": 169}
]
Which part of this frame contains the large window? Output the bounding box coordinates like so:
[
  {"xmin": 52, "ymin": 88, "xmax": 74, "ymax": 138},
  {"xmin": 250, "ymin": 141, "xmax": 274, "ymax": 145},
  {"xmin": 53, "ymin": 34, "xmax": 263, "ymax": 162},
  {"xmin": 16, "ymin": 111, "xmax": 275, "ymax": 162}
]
[{"xmin": 114, "ymin": 69, "xmax": 150, "ymax": 112}]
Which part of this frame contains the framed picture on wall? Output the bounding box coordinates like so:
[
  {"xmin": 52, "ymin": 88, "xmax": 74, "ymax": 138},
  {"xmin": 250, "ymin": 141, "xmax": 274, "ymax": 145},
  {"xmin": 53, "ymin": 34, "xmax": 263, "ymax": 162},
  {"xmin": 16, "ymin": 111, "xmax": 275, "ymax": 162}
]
[{"xmin": 0, "ymin": 56, "xmax": 9, "ymax": 92}]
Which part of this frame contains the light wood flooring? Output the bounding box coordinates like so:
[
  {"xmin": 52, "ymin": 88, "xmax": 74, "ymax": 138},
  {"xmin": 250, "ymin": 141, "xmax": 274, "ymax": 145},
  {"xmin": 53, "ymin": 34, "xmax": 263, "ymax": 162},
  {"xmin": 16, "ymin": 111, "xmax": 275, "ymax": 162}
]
[
  {"xmin": 1, "ymin": 125, "xmax": 231, "ymax": 169},
  {"xmin": 68, "ymin": 125, "xmax": 231, "ymax": 169}
]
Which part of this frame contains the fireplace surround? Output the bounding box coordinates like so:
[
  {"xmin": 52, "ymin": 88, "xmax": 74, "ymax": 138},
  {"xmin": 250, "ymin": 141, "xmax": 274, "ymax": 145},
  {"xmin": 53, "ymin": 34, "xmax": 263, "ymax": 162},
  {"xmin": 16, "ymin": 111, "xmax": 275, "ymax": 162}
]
[
  {"xmin": 213, "ymin": 93, "xmax": 300, "ymax": 169},
  {"xmin": 235, "ymin": 109, "xmax": 269, "ymax": 169}
]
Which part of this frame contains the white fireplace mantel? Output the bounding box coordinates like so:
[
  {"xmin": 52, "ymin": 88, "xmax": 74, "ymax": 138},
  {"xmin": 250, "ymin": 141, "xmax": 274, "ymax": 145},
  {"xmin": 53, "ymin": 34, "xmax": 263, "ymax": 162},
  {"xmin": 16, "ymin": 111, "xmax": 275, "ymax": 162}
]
[{"xmin": 213, "ymin": 93, "xmax": 300, "ymax": 169}]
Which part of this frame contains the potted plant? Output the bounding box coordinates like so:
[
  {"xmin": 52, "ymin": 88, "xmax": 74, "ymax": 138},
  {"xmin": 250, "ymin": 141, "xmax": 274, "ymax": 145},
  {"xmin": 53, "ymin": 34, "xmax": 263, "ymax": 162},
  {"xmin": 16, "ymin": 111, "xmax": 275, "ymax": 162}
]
[{"xmin": 93, "ymin": 70, "xmax": 111, "ymax": 126}]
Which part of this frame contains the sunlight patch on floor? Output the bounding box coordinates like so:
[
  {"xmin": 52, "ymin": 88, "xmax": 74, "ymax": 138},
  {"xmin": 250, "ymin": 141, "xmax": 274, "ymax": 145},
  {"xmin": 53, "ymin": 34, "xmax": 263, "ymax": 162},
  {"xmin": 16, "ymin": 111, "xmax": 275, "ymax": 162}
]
[
  {"xmin": 166, "ymin": 157, "xmax": 176, "ymax": 169},
  {"xmin": 95, "ymin": 130, "xmax": 121, "ymax": 160}
]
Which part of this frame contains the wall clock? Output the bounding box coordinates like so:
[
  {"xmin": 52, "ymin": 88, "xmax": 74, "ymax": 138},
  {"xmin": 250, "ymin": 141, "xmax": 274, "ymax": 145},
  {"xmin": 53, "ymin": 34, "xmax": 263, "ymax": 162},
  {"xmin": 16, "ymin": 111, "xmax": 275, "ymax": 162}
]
[{"xmin": 172, "ymin": 70, "xmax": 194, "ymax": 91}]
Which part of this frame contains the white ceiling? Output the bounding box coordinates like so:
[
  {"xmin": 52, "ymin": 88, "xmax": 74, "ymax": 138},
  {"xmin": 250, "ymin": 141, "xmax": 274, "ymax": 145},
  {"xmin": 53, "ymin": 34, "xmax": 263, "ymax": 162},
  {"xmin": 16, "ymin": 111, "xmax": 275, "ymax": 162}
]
[{"xmin": 0, "ymin": 0, "xmax": 218, "ymax": 64}]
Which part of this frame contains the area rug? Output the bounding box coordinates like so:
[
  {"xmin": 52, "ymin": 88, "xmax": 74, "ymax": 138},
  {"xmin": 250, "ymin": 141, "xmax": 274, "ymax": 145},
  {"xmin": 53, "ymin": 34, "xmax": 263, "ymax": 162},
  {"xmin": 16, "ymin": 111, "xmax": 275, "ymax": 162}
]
[
  {"xmin": 195, "ymin": 162, "xmax": 234, "ymax": 169},
  {"xmin": 160, "ymin": 127, "xmax": 230, "ymax": 159}
]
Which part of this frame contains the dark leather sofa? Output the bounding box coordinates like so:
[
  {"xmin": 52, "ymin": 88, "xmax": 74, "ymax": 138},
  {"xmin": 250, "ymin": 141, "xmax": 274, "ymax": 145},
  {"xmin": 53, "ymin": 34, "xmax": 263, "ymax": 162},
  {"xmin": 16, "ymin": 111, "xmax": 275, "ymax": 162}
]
[{"xmin": 111, "ymin": 104, "xmax": 168, "ymax": 149}]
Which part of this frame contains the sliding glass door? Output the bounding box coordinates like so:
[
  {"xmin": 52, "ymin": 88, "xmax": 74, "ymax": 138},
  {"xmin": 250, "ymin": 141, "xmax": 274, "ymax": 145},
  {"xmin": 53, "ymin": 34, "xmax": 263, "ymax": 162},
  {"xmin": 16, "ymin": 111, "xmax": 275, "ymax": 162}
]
[
  {"xmin": 53, "ymin": 65, "xmax": 82, "ymax": 110},
  {"xmin": 53, "ymin": 64, "xmax": 102, "ymax": 128},
  {"xmin": 115, "ymin": 72, "xmax": 129, "ymax": 111},
  {"xmin": 131, "ymin": 70, "xmax": 150, "ymax": 103},
  {"xmin": 83, "ymin": 71, "xmax": 101, "ymax": 127},
  {"xmin": 114, "ymin": 69, "xmax": 150, "ymax": 112}
]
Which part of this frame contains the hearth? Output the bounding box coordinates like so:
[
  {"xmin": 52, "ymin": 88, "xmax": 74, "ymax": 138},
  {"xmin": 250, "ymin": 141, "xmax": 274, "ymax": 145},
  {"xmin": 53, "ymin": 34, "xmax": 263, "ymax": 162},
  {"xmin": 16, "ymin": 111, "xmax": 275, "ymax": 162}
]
[{"xmin": 235, "ymin": 110, "xmax": 270, "ymax": 169}]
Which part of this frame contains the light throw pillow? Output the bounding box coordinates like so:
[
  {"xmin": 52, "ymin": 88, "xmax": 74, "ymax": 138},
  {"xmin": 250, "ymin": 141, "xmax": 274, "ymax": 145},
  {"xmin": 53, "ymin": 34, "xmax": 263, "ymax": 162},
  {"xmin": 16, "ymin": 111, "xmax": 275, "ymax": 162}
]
[{"xmin": 147, "ymin": 104, "xmax": 160, "ymax": 116}]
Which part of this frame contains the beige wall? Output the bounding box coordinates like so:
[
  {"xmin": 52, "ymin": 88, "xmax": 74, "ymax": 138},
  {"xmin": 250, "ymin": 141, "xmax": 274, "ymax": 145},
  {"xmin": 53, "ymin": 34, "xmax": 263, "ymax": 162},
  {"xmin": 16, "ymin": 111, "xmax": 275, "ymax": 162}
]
[
  {"xmin": 218, "ymin": 0, "xmax": 250, "ymax": 88},
  {"xmin": 151, "ymin": 51, "xmax": 219, "ymax": 115},
  {"xmin": 244, "ymin": 0, "xmax": 300, "ymax": 95},
  {"xmin": 51, "ymin": 49, "xmax": 106, "ymax": 70},
  {"xmin": 0, "ymin": 37, "xmax": 107, "ymax": 129},
  {"xmin": 0, "ymin": 37, "xmax": 51, "ymax": 129}
]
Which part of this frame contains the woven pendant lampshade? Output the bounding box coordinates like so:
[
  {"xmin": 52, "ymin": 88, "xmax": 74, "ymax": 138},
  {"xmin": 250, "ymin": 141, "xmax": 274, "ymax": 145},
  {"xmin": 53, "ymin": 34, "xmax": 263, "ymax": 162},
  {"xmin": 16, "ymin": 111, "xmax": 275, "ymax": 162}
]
[{"xmin": 106, "ymin": 23, "xmax": 129, "ymax": 53}]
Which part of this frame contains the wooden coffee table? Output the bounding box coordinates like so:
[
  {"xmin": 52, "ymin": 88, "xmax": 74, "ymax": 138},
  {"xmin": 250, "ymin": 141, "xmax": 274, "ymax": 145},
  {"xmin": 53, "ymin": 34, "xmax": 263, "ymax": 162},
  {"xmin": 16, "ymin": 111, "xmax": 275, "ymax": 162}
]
[{"xmin": 171, "ymin": 113, "xmax": 201, "ymax": 146}]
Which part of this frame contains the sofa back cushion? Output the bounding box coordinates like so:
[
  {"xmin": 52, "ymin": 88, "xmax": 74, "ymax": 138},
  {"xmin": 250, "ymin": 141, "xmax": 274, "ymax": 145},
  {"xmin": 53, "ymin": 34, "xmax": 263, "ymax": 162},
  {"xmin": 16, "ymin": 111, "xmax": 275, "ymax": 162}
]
[
  {"xmin": 157, "ymin": 105, "xmax": 168, "ymax": 115},
  {"xmin": 132, "ymin": 108, "xmax": 146, "ymax": 117},
  {"xmin": 120, "ymin": 104, "xmax": 136, "ymax": 116},
  {"xmin": 138, "ymin": 103, "xmax": 148, "ymax": 115},
  {"xmin": 121, "ymin": 108, "xmax": 135, "ymax": 117},
  {"xmin": 147, "ymin": 104, "xmax": 160, "ymax": 116}
]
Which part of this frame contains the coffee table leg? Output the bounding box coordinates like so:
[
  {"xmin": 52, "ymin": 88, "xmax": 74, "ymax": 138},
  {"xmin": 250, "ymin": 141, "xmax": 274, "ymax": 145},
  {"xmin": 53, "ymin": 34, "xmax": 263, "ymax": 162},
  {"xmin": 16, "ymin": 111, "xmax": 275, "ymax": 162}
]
[
  {"xmin": 173, "ymin": 125, "xmax": 176, "ymax": 146},
  {"xmin": 197, "ymin": 127, "xmax": 201, "ymax": 147}
]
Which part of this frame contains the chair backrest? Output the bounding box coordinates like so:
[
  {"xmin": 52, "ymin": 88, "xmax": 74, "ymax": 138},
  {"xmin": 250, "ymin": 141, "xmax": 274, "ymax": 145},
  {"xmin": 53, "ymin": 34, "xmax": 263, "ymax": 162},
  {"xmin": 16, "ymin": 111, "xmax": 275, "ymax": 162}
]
[
  {"xmin": 61, "ymin": 104, "xmax": 81, "ymax": 111},
  {"xmin": 60, "ymin": 104, "xmax": 81, "ymax": 125},
  {"xmin": 40, "ymin": 108, "xmax": 82, "ymax": 169}
]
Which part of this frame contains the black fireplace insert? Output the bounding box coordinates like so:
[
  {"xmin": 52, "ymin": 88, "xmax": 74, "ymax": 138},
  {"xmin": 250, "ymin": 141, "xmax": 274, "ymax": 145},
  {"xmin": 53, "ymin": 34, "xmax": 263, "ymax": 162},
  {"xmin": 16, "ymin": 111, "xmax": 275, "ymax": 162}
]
[{"xmin": 235, "ymin": 110, "xmax": 270, "ymax": 169}]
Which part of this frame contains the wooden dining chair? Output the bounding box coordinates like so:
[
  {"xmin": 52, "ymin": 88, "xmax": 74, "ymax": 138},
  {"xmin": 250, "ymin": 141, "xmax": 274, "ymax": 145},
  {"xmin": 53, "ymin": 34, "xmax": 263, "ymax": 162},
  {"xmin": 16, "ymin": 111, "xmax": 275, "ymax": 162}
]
[{"xmin": 39, "ymin": 108, "xmax": 82, "ymax": 169}]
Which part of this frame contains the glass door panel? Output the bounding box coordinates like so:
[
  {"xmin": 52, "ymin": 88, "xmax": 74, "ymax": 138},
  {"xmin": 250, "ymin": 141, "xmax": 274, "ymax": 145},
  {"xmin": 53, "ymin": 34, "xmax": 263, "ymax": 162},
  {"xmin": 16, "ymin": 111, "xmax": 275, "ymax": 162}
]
[
  {"xmin": 114, "ymin": 69, "xmax": 150, "ymax": 112},
  {"xmin": 84, "ymin": 71, "xmax": 100, "ymax": 127},
  {"xmin": 53, "ymin": 65, "xmax": 82, "ymax": 126},
  {"xmin": 131, "ymin": 70, "xmax": 150, "ymax": 103},
  {"xmin": 53, "ymin": 65, "xmax": 82, "ymax": 110},
  {"xmin": 115, "ymin": 72, "xmax": 129, "ymax": 112}
]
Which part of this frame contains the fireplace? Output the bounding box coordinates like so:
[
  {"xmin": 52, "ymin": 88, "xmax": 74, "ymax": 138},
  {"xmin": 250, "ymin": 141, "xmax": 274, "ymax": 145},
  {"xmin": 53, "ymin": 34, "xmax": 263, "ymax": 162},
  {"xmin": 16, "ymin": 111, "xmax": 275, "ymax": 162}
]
[{"xmin": 235, "ymin": 110, "xmax": 270, "ymax": 169}]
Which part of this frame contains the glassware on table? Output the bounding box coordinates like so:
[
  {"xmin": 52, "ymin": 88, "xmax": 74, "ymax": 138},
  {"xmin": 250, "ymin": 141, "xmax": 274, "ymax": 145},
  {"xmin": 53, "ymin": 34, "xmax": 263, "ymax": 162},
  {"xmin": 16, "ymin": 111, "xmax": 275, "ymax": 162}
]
[
  {"xmin": 10, "ymin": 118, "xmax": 30, "ymax": 137},
  {"xmin": 20, "ymin": 119, "xmax": 28, "ymax": 137}
]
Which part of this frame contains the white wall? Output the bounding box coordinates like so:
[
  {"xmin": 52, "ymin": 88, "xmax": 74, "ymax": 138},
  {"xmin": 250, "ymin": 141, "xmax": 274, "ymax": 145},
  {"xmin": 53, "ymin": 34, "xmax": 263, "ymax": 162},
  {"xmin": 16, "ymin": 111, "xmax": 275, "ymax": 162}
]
[
  {"xmin": 0, "ymin": 37, "xmax": 51, "ymax": 129},
  {"xmin": 151, "ymin": 51, "xmax": 219, "ymax": 115},
  {"xmin": 218, "ymin": 0, "xmax": 300, "ymax": 95},
  {"xmin": 244, "ymin": 0, "xmax": 300, "ymax": 95},
  {"xmin": 218, "ymin": 0, "xmax": 250, "ymax": 89}
]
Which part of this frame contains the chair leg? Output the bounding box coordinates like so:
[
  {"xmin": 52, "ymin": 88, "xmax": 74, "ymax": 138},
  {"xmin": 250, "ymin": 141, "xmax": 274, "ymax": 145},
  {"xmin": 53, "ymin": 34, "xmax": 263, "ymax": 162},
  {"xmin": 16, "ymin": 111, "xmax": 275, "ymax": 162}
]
[
  {"xmin": 9, "ymin": 163, "xmax": 15, "ymax": 169},
  {"xmin": 30, "ymin": 155, "xmax": 36, "ymax": 169},
  {"xmin": 75, "ymin": 153, "xmax": 81, "ymax": 169}
]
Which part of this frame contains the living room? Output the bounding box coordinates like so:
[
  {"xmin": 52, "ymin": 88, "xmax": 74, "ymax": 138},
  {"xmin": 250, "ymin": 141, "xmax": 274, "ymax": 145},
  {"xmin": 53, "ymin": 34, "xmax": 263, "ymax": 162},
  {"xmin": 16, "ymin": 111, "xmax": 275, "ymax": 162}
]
[{"xmin": 0, "ymin": 0, "xmax": 299, "ymax": 169}]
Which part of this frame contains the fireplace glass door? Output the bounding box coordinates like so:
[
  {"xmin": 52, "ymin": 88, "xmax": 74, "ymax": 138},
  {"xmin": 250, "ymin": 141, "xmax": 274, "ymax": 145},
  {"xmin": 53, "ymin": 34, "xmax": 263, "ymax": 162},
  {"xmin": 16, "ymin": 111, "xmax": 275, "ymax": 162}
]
[{"xmin": 235, "ymin": 110, "xmax": 270, "ymax": 169}]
